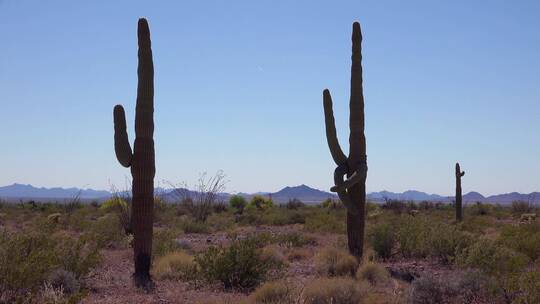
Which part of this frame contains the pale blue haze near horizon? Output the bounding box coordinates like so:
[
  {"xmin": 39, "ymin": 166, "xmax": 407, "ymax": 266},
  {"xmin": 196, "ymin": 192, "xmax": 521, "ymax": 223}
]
[{"xmin": 0, "ymin": 0, "xmax": 539, "ymax": 196}]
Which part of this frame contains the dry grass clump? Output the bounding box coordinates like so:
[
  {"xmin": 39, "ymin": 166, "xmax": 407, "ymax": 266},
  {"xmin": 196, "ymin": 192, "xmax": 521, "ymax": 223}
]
[
  {"xmin": 356, "ymin": 262, "xmax": 390, "ymax": 286},
  {"xmin": 248, "ymin": 279, "xmax": 298, "ymax": 304},
  {"xmin": 315, "ymin": 247, "xmax": 358, "ymax": 277},
  {"xmin": 152, "ymin": 251, "xmax": 197, "ymax": 280},
  {"xmin": 287, "ymin": 248, "xmax": 312, "ymax": 261},
  {"xmin": 303, "ymin": 277, "xmax": 368, "ymax": 304},
  {"xmin": 260, "ymin": 245, "xmax": 287, "ymax": 266}
]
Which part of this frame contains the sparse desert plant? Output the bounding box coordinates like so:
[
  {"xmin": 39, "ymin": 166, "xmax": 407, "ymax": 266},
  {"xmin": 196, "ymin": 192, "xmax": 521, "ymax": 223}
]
[
  {"xmin": 195, "ymin": 238, "xmax": 283, "ymax": 290},
  {"xmin": 303, "ymin": 277, "xmax": 367, "ymax": 304},
  {"xmin": 285, "ymin": 198, "xmax": 305, "ymax": 210},
  {"xmin": 408, "ymin": 275, "xmax": 456, "ymax": 304},
  {"xmin": 46, "ymin": 269, "xmax": 80, "ymax": 295},
  {"xmin": 512, "ymin": 200, "xmax": 532, "ymax": 214},
  {"xmin": 152, "ymin": 251, "xmax": 198, "ymax": 281},
  {"xmin": 169, "ymin": 171, "xmax": 228, "ymax": 222},
  {"xmin": 260, "ymin": 245, "xmax": 287, "ymax": 266},
  {"xmin": 368, "ymin": 223, "xmax": 396, "ymax": 259},
  {"xmin": 356, "ymin": 262, "xmax": 390, "ymax": 286},
  {"xmin": 315, "ymin": 247, "xmax": 358, "ymax": 277},
  {"xmin": 112, "ymin": 18, "xmax": 156, "ymax": 288},
  {"xmin": 248, "ymin": 280, "xmax": 298, "ymax": 304},
  {"xmin": 322, "ymin": 21, "xmax": 368, "ymax": 260}
]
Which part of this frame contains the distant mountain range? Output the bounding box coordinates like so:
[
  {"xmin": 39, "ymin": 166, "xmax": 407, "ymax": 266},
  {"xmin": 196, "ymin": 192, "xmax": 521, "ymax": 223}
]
[{"xmin": 0, "ymin": 183, "xmax": 539, "ymax": 204}]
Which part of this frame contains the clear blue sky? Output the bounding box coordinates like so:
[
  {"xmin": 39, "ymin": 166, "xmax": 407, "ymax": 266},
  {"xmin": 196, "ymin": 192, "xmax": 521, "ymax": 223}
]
[{"xmin": 1, "ymin": 0, "xmax": 539, "ymax": 196}]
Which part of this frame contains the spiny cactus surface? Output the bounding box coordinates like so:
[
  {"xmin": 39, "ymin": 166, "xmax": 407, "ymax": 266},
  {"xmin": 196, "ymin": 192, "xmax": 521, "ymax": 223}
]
[
  {"xmin": 323, "ymin": 22, "xmax": 367, "ymax": 260},
  {"xmin": 113, "ymin": 18, "xmax": 155, "ymax": 289}
]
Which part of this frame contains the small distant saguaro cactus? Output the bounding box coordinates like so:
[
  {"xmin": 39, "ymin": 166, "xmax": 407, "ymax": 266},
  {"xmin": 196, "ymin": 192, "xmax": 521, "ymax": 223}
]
[
  {"xmin": 455, "ymin": 163, "xmax": 465, "ymax": 221},
  {"xmin": 323, "ymin": 22, "xmax": 368, "ymax": 260},
  {"xmin": 113, "ymin": 18, "xmax": 155, "ymax": 288}
]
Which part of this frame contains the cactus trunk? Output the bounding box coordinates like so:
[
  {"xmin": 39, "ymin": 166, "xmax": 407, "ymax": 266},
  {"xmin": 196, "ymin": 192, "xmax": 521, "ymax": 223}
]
[
  {"xmin": 113, "ymin": 18, "xmax": 155, "ymax": 289},
  {"xmin": 323, "ymin": 22, "xmax": 367, "ymax": 260},
  {"xmin": 455, "ymin": 163, "xmax": 465, "ymax": 222}
]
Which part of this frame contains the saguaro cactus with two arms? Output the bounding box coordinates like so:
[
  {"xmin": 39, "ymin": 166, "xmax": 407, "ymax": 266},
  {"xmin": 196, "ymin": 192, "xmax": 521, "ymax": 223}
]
[
  {"xmin": 455, "ymin": 163, "xmax": 465, "ymax": 222},
  {"xmin": 113, "ymin": 18, "xmax": 156, "ymax": 288},
  {"xmin": 323, "ymin": 22, "xmax": 367, "ymax": 260}
]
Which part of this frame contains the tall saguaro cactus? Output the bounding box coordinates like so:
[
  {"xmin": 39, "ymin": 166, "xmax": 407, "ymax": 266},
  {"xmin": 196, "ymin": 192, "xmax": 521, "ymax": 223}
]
[
  {"xmin": 113, "ymin": 18, "xmax": 155, "ymax": 288},
  {"xmin": 455, "ymin": 163, "xmax": 465, "ymax": 222},
  {"xmin": 323, "ymin": 22, "xmax": 368, "ymax": 260}
]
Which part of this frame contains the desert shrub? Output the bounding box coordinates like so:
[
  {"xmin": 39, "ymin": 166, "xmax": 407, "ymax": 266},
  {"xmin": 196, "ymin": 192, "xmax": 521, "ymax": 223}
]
[
  {"xmin": 315, "ymin": 247, "xmax": 358, "ymax": 277},
  {"xmin": 260, "ymin": 245, "xmax": 287, "ymax": 267},
  {"xmin": 248, "ymin": 280, "xmax": 297, "ymax": 304},
  {"xmin": 459, "ymin": 216, "xmax": 493, "ymax": 234},
  {"xmin": 382, "ymin": 199, "xmax": 408, "ymax": 214},
  {"xmin": 46, "ymin": 269, "xmax": 80, "ymax": 295},
  {"xmin": 515, "ymin": 269, "xmax": 540, "ymax": 304},
  {"xmin": 408, "ymin": 275, "xmax": 456, "ymax": 304},
  {"xmin": 195, "ymin": 238, "xmax": 283, "ymax": 290},
  {"xmin": 279, "ymin": 232, "xmax": 316, "ymax": 248},
  {"xmin": 285, "ymin": 199, "xmax": 305, "ymax": 210},
  {"xmin": 305, "ymin": 212, "xmax": 346, "ymax": 234},
  {"xmin": 455, "ymin": 270, "xmax": 499, "ymax": 303},
  {"xmin": 247, "ymin": 196, "xmax": 274, "ymax": 210},
  {"xmin": 206, "ymin": 212, "xmax": 235, "ymax": 232},
  {"xmin": 368, "ymin": 223, "xmax": 396, "ymax": 259},
  {"xmin": 152, "ymin": 228, "xmax": 182, "ymax": 257},
  {"xmin": 180, "ymin": 218, "xmax": 210, "ymax": 234},
  {"xmin": 418, "ymin": 201, "xmax": 435, "ymax": 210},
  {"xmin": 321, "ymin": 198, "xmax": 344, "ymax": 209},
  {"xmin": 498, "ymin": 222, "xmax": 540, "ymax": 261},
  {"xmin": 396, "ymin": 216, "xmax": 430, "ymax": 258},
  {"xmin": 99, "ymin": 197, "xmax": 128, "ymax": 212},
  {"xmin": 303, "ymin": 277, "xmax": 366, "ymax": 304},
  {"xmin": 152, "ymin": 251, "xmax": 198, "ymax": 281},
  {"xmin": 396, "ymin": 216, "xmax": 472, "ymax": 262},
  {"xmin": 356, "ymin": 263, "xmax": 389, "ymax": 286},
  {"xmin": 229, "ymin": 195, "xmax": 247, "ymax": 214},
  {"xmin": 86, "ymin": 213, "xmax": 126, "ymax": 249},
  {"xmin": 0, "ymin": 230, "xmax": 100, "ymax": 302},
  {"xmin": 456, "ymin": 239, "xmax": 529, "ymax": 277},
  {"xmin": 468, "ymin": 201, "xmax": 491, "ymax": 216},
  {"xmin": 512, "ymin": 200, "xmax": 532, "ymax": 214},
  {"xmin": 428, "ymin": 224, "xmax": 473, "ymax": 263},
  {"xmin": 287, "ymin": 248, "xmax": 311, "ymax": 261}
]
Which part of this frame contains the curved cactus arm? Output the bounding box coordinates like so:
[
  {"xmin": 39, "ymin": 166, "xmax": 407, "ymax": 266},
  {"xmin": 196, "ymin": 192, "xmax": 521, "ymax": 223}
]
[
  {"xmin": 113, "ymin": 105, "xmax": 133, "ymax": 167},
  {"xmin": 331, "ymin": 163, "xmax": 352, "ymax": 208},
  {"xmin": 461, "ymin": 171, "xmax": 465, "ymax": 177},
  {"xmin": 331, "ymin": 162, "xmax": 367, "ymax": 192},
  {"xmin": 323, "ymin": 89, "xmax": 348, "ymax": 166}
]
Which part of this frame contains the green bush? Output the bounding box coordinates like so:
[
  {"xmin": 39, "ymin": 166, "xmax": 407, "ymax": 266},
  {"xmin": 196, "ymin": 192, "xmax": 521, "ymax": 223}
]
[
  {"xmin": 0, "ymin": 229, "xmax": 100, "ymax": 302},
  {"xmin": 498, "ymin": 222, "xmax": 540, "ymax": 261},
  {"xmin": 152, "ymin": 228, "xmax": 182, "ymax": 257},
  {"xmin": 304, "ymin": 212, "xmax": 346, "ymax": 234},
  {"xmin": 195, "ymin": 238, "xmax": 283, "ymax": 290},
  {"xmin": 512, "ymin": 200, "xmax": 532, "ymax": 214},
  {"xmin": 247, "ymin": 196, "xmax": 274, "ymax": 210},
  {"xmin": 368, "ymin": 223, "xmax": 396, "ymax": 259},
  {"xmin": 229, "ymin": 195, "xmax": 247, "ymax": 214},
  {"xmin": 457, "ymin": 238, "xmax": 529, "ymax": 277}
]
